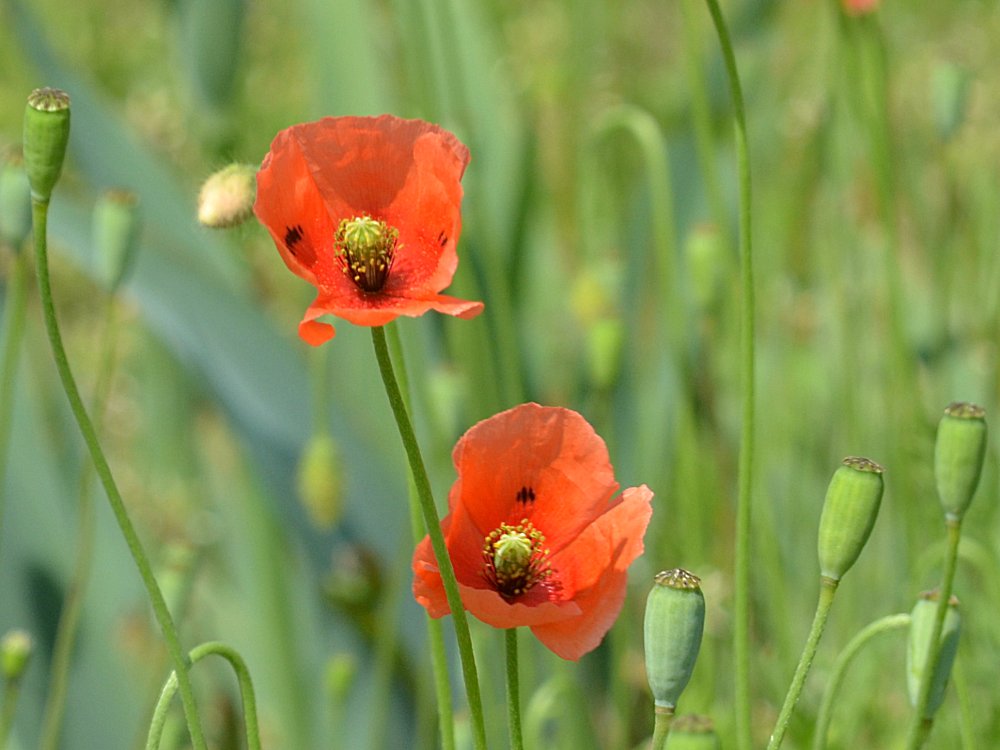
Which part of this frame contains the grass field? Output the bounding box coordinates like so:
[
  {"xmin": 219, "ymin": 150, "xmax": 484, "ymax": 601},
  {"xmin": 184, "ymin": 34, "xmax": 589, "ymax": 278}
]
[{"xmin": 1, "ymin": 0, "xmax": 998, "ymax": 748}]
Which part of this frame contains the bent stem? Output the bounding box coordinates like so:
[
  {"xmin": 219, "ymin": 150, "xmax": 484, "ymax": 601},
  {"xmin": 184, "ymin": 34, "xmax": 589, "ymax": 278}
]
[
  {"xmin": 39, "ymin": 297, "xmax": 119, "ymax": 750},
  {"xmin": 0, "ymin": 246, "xmax": 30, "ymax": 554},
  {"xmin": 812, "ymin": 613, "xmax": 911, "ymax": 750},
  {"xmin": 370, "ymin": 325, "xmax": 487, "ymax": 750},
  {"xmin": 145, "ymin": 641, "xmax": 261, "ymax": 750},
  {"xmin": 505, "ymin": 628, "xmax": 524, "ymax": 750},
  {"xmin": 701, "ymin": 0, "xmax": 756, "ymax": 747},
  {"xmin": 904, "ymin": 518, "xmax": 962, "ymax": 750},
  {"xmin": 31, "ymin": 198, "xmax": 206, "ymax": 750},
  {"xmin": 767, "ymin": 578, "xmax": 838, "ymax": 750}
]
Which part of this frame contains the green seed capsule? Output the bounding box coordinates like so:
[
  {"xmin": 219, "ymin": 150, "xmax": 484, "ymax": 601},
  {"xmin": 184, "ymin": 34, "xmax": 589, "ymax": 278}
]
[
  {"xmin": 931, "ymin": 62, "xmax": 970, "ymax": 143},
  {"xmin": 0, "ymin": 629, "xmax": 33, "ymax": 681},
  {"xmin": 23, "ymin": 88, "xmax": 71, "ymax": 203},
  {"xmin": 934, "ymin": 402, "xmax": 986, "ymax": 521},
  {"xmin": 817, "ymin": 457, "xmax": 884, "ymax": 582},
  {"xmin": 906, "ymin": 591, "xmax": 961, "ymax": 719},
  {"xmin": 665, "ymin": 714, "xmax": 721, "ymax": 750},
  {"xmin": 93, "ymin": 189, "xmax": 140, "ymax": 291},
  {"xmin": 297, "ymin": 432, "xmax": 343, "ymax": 530},
  {"xmin": 644, "ymin": 569, "xmax": 705, "ymax": 710},
  {"xmin": 0, "ymin": 147, "xmax": 32, "ymax": 250}
]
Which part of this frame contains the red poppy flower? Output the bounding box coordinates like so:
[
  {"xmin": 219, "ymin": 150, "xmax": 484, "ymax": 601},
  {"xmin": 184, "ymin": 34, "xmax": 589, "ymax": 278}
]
[
  {"xmin": 412, "ymin": 403, "xmax": 654, "ymax": 661},
  {"xmin": 841, "ymin": 0, "xmax": 877, "ymax": 15},
  {"xmin": 254, "ymin": 115, "xmax": 484, "ymax": 345}
]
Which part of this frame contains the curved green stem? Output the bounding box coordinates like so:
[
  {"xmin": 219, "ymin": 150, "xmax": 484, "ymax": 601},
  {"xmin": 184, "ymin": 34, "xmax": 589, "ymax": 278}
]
[
  {"xmin": 768, "ymin": 578, "xmax": 839, "ymax": 750},
  {"xmin": 651, "ymin": 705, "xmax": 675, "ymax": 750},
  {"xmin": 31, "ymin": 198, "xmax": 206, "ymax": 750},
  {"xmin": 370, "ymin": 325, "xmax": 487, "ymax": 750},
  {"xmin": 905, "ymin": 518, "xmax": 962, "ymax": 749},
  {"xmin": 505, "ymin": 629, "xmax": 523, "ymax": 750},
  {"xmin": 145, "ymin": 641, "xmax": 260, "ymax": 750},
  {"xmin": 0, "ymin": 246, "xmax": 30, "ymax": 556},
  {"xmin": 0, "ymin": 674, "xmax": 23, "ymax": 749},
  {"xmin": 700, "ymin": 1, "xmax": 756, "ymax": 747},
  {"xmin": 812, "ymin": 613, "xmax": 911, "ymax": 750},
  {"xmin": 39, "ymin": 297, "xmax": 119, "ymax": 750}
]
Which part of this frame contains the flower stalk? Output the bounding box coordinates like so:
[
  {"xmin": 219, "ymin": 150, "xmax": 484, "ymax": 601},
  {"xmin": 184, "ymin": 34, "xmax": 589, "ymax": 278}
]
[
  {"xmin": 505, "ymin": 629, "xmax": 524, "ymax": 750},
  {"xmin": 370, "ymin": 325, "xmax": 487, "ymax": 750}
]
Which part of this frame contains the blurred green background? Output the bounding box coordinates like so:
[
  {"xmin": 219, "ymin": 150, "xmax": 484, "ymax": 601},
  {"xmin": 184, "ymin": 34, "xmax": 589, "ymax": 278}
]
[{"xmin": 1, "ymin": 0, "xmax": 999, "ymax": 747}]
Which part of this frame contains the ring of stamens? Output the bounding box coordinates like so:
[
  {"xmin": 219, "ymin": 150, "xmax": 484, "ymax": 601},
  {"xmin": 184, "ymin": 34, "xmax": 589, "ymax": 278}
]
[
  {"xmin": 481, "ymin": 519, "xmax": 552, "ymax": 600},
  {"xmin": 335, "ymin": 214, "xmax": 399, "ymax": 292}
]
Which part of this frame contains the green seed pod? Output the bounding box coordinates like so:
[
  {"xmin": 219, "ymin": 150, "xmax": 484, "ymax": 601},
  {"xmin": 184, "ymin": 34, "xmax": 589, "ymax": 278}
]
[
  {"xmin": 644, "ymin": 569, "xmax": 705, "ymax": 710},
  {"xmin": 93, "ymin": 188, "xmax": 140, "ymax": 291},
  {"xmin": 665, "ymin": 714, "xmax": 721, "ymax": 750},
  {"xmin": 685, "ymin": 223, "xmax": 729, "ymax": 315},
  {"xmin": 325, "ymin": 652, "xmax": 358, "ymax": 705},
  {"xmin": 0, "ymin": 629, "xmax": 33, "ymax": 681},
  {"xmin": 817, "ymin": 457, "xmax": 884, "ymax": 582},
  {"xmin": 197, "ymin": 163, "xmax": 256, "ymax": 228},
  {"xmin": 297, "ymin": 432, "xmax": 344, "ymax": 530},
  {"xmin": 906, "ymin": 591, "xmax": 961, "ymax": 719},
  {"xmin": 23, "ymin": 88, "xmax": 71, "ymax": 203},
  {"xmin": 934, "ymin": 402, "xmax": 986, "ymax": 521},
  {"xmin": 931, "ymin": 62, "xmax": 970, "ymax": 143},
  {"xmin": 585, "ymin": 317, "xmax": 624, "ymax": 390},
  {"xmin": 0, "ymin": 147, "xmax": 32, "ymax": 250},
  {"xmin": 178, "ymin": 0, "xmax": 247, "ymax": 108}
]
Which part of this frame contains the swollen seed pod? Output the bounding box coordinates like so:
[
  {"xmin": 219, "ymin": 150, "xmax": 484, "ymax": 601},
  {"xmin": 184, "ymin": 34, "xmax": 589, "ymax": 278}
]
[
  {"xmin": 297, "ymin": 432, "xmax": 344, "ymax": 530},
  {"xmin": 0, "ymin": 629, "xmax": 33, "ymax": 681},
  {"xmin": 0, "ymin": 147, "xmax": 31, "ymax": 249},
  {"xmin": 23, "ymin": 88, "xmax": 70, "ymax": 203},
  {"xmin": 934, "ymin": 402, "xmax": 986, "ymax": 521},
  {"xmin": 93, "ymin": 189, "xmax": 140, "ymax": 291},
  {"xmin": 644, "ymin": 569, "xmax": 705, "ymax": 710},
  {"xmin": 907, "ymin": 591, "xmax": 961, "ymax": 719},
  {"xmin": 817, "ymin": 457, "xmax": 884, "ymax": 582},
  {"xmin": 665, "ymin": 714, "xmax": 721, "ymax": 750}
]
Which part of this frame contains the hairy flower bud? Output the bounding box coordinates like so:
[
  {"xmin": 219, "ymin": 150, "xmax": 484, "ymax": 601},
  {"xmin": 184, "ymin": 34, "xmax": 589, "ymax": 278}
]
[
  {"xmin": 644, "ymin": 569, "xmax": 705, "ymax": 710},
  {"xmin": 197, "ymin": 163, "xmax": 256, "ymax": 228},
  {"xmin": 297, "ymin": 432, "xmax": 344, "ymax": 530},
  {"xmin": 907, "ymin": 591, "xmax": 961, "ymax": 719},
  {"xmin": 934, "ymin": 402, "xmax": 986, "ymax": 521},
  {"xmin": 1, "ymin": 629, "xmax": 33, "ymax": 681},
  {"xmin": 817, "ymin": 457, "xmax": 884, "ymax": 581},
  {"xmin": 23, "ymin": 88, "xmax": 71, "ymax": 203}
]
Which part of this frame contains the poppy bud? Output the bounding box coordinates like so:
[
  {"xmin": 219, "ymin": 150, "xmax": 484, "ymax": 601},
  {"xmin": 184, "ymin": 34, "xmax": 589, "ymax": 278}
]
[
  {"xmin": 817, "ymin": 456, "xmax": 884, "ymax": 582},
  {"xmin": 931, "ymin": 62, "xmax": 970, "ymax": 143},
  {"xmin": 93, "ymin": 189, "xmax": 140, "ymax": 291},
  {"xmin": 197, "ymin": 163, "xmax": 256, "ymax": 228},
  {"xmin": 906, "ymin": 591, "xmax": 961, "ymax": 719},
  {"xmin": 296, "ymin": 432, "xmax": 344, "ymax": 530},
  {"xmin": 665, "ymin": 714, "xmax": 720, "ymax": 750},
  {"xmin": 934, "ymin": 402, "xmax": 986, "ymax": 521},
  {"xmin": 325, "ymin": 652, "xmax": 358, "ymax": 705},
  {"xmin": 22, "ymin": 88, "xmax": 71, "ymax": 203},
  {"xmin": 586, "ymin": 317, "xmax": 625, "ymax": 390},
  {"xmin": 0, "ymin": 629, "xmax": 33, "ymax": 681},
  {"xmin": 0, "ymin": 147, "xmax": 31, "ymax": 250},
  {"xmin": 644, "ymin": 569, "xmax": 705, "ymax": 710}
]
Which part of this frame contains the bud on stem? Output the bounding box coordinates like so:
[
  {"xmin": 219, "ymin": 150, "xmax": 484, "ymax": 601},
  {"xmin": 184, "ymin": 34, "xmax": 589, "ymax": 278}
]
[
  {"xmin": 907, "ymin": 591, "xmax": 961, "ymax": 719},
  {"xmin": 644, "ymin": 569, "xmax": 705, "ymax": 711},
  {"xmin": 23, "ymin": 88, "xmax": 71, "ymax": 203},
  {"xmin": 817, "ymin": 457, "xmax": 884, "ymax": 581},
  {"xmin": 934, "ymin": 402, "xmax": 986, "ymax": 521}
]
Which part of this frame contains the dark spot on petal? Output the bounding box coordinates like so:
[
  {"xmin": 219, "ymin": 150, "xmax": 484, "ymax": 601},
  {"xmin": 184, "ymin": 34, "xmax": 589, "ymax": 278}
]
[
  {"xmin": 438, "ymin": 231, "xmax": 447, "ymax": 247},
  {"xmin": 516, "ymin": 486, "xmax": 536, "ymax": 505},
  {"xmin": 284, "ymin": 224, "xmax": 304, "ymax": 255}
]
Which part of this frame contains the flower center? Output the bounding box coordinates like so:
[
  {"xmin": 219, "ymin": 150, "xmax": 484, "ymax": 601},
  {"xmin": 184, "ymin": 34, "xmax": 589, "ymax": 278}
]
[
  {"xmin": 482, "ymin": 519, "xmax": 552, "ymax": 600},
  {"xmin": 335, "ymin": 215, "xmax": 399, "ymax": 292}
]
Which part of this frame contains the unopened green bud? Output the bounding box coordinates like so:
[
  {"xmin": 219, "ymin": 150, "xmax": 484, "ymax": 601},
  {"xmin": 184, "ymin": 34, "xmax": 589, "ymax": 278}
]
[
  {"xmin": 325, "ymin": 652, "xmax": 358, "ymax": 705},
  {"xmin": 665, "ymin": 714, "xmax": 721, "ymax": 750},
  {"xmin": 197, "ymin": 163, "xmax": 256, "ymax": 228},
  {"xmin": 93, "ymin": 189, "xmax": 140, "ymax": 291},
  {"xmin": 0, "ymin": 147, "xmax": 32, "ymax": 249},
  {"xmin": 934, "ymin": 402, "xmax": 986, "ymax": 521},
  {"xmin": 907, "ymin": 591, "xmax": 961, "ymax": 719},
  {"xmin": 297, "ymin": 432, "xmax": 343, "ymax": 530},
  {"xmin": 931, "ymin": 62, "xmax": 970, "ymax": 143},
  {"xmin": 685, "ymin": 223, "xmax": 729, "ymax": 314},
  {"xmin": 817, "ymin": 457, "xmax": 884, "ymax": 581},
  {"xmin": 586, "ymin": 317, "xmax": 624, "ymax": 389},
  {"xmin": 1, "ymin": 629, "xmax": 33, "ymax": 681},
  {"xmin": 644, "ymin": 569, "xmax": 705, "ymax": 710},
  {"xmin": 23, "ymin": 88, "xmax": 71, "ymax": 203}
]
